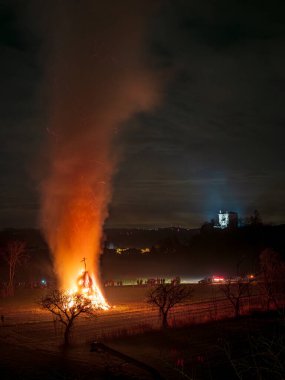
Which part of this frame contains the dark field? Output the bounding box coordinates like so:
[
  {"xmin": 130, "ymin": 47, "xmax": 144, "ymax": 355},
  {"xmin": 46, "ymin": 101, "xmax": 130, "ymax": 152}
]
[
  {"xmin": 0, "ymin": 285, "xmax": 283, "ymax": 379},
  {"xmin": 0, "ymin": 282, "xmax": 258, "ymax": 306}
]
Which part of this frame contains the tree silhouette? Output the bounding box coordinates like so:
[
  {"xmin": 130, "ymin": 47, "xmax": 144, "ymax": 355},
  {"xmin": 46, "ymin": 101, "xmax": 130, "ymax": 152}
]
[
  {"xmin": 39, "ymin": 289, "xmax": 96, "ymax": 347},
  {"xmin": 4, "ymin": 240, "xmax": 27, "ymax": 296},
  {"xmin": 220, "ymin": 279, "xmax": 251, "ymax": 318},
  {"xmin": 146, "ymin": 283, "xmax": 193, "ymax": 328}
]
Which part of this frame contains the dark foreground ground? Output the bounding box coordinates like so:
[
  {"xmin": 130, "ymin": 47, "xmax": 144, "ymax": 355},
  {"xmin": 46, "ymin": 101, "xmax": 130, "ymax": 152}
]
[{"xmin": 0, "ymin": 310, "xmax": 284, "ymax": 380}]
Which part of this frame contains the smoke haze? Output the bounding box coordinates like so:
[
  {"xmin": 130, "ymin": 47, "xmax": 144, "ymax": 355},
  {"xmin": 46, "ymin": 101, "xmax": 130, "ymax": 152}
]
[{"xmin": 40, "ymin": 1, "xmax": 160, "ymax": 289}]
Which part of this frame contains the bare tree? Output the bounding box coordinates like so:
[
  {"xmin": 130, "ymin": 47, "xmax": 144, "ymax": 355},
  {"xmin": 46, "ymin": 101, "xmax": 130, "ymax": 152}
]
[
  {"xmin": 39, "ymin": 289, "xmax": 96, "ymax": 347},
  {"xmin": 146, "ymin": 283, "xmax": 193, "ymax": 329},
  {"xmin": 220, "ymin": 279, "xmax": 251, "ymax": 318},
  {"xmin": 259, "ymin": 248, "xmax": 285, "ymax": 310},
  {"xmin": 4, "ymin": 241, "xmax": 27, "ymax": 296}
]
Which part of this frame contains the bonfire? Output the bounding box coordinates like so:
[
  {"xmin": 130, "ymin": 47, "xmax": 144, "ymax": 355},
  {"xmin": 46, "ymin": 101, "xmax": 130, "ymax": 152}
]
[{"xmin": 67, "ymin": 258, "xmax": 109, "ymax": 310}]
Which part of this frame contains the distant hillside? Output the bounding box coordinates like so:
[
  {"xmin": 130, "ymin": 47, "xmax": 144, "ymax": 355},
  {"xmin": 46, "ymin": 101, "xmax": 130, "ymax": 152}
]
[
  {"xmin": 0, "ymin": 227, "xmax": 199, "ymax": 282},
  {"xmin": 0, "ymin": 227, "xmax": 199, "ymax": 251},
  {"xmin": 101, "ymin": 225, "xmax": 285, "ymax": 279},
  {"xmin": 0, "ymin": 225, "xmax": 284, "ymax": 282},
  {"xmin": 104, "ymin": 227, "xmax": 199, "ymax": 248}
]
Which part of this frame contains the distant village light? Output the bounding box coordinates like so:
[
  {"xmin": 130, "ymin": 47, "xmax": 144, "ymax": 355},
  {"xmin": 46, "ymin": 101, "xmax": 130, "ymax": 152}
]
[{"xmin": 141, "ymin": 248, "xmax": 150, "ymax": 254}]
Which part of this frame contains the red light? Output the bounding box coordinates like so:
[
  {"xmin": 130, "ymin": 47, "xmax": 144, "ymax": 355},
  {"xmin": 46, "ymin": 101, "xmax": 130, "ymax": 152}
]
[{"xmin": 213, "ymin": 276, "xmax": 224, "ymax": 283}]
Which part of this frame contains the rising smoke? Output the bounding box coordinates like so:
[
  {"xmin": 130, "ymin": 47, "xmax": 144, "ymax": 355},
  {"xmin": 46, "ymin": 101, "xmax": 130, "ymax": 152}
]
[{"xmin": 39, "ymin": 1, "xmax": 160, "ymax": 290}]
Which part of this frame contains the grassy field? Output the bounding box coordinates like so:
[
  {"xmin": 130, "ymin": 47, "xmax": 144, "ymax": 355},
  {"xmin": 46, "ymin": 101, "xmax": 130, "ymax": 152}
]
[
  {"xmin": 0, "ymin": 283, "xmax": 244, "ymax": 307},
  {"xmin": 0, "ymin": 308, "xmax": 283, "ymax": 379},
  {"xmin": 0, "ymin": 284, "xmax": 276, "ymax": 379}
]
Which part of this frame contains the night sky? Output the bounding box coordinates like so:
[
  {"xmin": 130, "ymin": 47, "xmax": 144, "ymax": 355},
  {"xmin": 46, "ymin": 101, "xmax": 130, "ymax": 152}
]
[{"xmin": 0, "ymin": 0, "xmax": 285, "ymax": 229}]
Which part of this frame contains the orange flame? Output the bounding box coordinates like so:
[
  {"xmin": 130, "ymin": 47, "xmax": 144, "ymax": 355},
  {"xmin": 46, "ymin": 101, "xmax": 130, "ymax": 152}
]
[
  {"xmin": 70, "ymin": 270, "xmax": 109, "ymax": 310},
  {"xmin": 42, "ymin": 178, "xmax": 110, "ymax": 309}
]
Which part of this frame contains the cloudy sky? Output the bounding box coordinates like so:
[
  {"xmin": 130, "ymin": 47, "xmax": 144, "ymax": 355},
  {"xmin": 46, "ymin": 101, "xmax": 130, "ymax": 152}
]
[{"xmin": 0, "ymin": 0, "xmax": 285, "ymax": 229}]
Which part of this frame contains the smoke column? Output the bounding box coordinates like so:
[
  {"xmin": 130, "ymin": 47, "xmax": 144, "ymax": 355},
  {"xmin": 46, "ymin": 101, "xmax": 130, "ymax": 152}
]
[{"xmin": 40, "ymin": 1, "xmax": 159, "ymax": 290}]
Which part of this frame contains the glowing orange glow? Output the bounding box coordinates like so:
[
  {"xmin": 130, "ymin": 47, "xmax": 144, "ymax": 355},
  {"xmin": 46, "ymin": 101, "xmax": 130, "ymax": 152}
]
[
  {"xmin": 42, "ymin": 179, "xmax": 110, "ymax": 309},
  {"xmin": 67, "ymin": 270, "xmax": 109, "ymax": 310}
]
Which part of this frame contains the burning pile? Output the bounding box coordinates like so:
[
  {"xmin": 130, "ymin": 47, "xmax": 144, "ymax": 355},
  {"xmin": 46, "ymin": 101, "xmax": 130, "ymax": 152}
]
[{"xmin": 67, "ymin": 259, "xmax": 109, "ymax": 310}]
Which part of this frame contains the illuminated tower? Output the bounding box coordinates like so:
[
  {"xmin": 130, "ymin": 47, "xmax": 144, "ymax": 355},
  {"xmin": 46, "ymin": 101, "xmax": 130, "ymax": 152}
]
[{"xmin": 218, "ymin": 210, "xmax": 238, "ymax": 229}]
